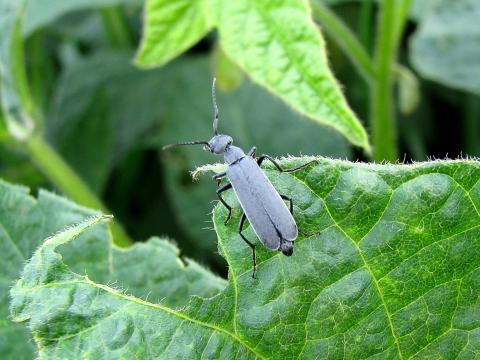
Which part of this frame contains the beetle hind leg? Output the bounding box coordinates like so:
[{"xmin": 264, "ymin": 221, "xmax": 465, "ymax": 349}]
[
  {"xmin": 238, "ymin": 213, "xmax": 257, "ymax": 279},
  {"xmin": 280, "ymin": 194, "xmax": 293, "ymax": 215}
]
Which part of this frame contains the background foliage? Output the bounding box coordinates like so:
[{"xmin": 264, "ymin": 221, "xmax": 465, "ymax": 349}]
[{"xmin": 1, "ymin": 0, "xmax": 479, "ymax": 358}]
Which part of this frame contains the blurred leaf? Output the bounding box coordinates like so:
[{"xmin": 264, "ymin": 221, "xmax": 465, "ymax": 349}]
[
  {"xmin": 410, "ymin": 0, "xmax": 480, "ymax": 95},
  {"xmin": 158, "ymin": 56, "xmax": 350, "ymax": 269},
  {"xmin": 409, "ymin": 0, "xmax": 442, "ymax": 21},
  {"xmin": 47, "ymin": 50, "xmax": 166, "ymax": 193},
  {"xmin": 395, "ymin": 64, "xmax": 421, "ymax": 116},
  {"xmin": 23, "ymin": 0, "xmax": 142, "ymax": 36},
  {"xmin": 135, "ymin": 0, "xmax": 213, "ymax": 68},
  {"xmin": 1, "ymin": 178, "xmax": 225, "ymax": 359},
  {"xmin": 12, "ymin": 158, "xmax": 480, "ymax": 358}
]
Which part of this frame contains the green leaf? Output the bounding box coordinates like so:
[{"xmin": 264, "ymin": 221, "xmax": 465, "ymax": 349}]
[
  {"xmin": 23, "ymin": 0, "xmax": 142, "ymax": 36},
  {"xmin": 135, "ymin": 0, "xmax": 370, "ymax": 151},
  {"xmin": 135, "ymin": 0, "xmax": 213, "ymax": 68},
  {"xmin": 47, "ymin": 50, "xmax": 166, "ymax": 193},
  {"xmin": 12, "ymin": 158, "xmax": 480, "ymax": 358},
  {"xmin": 410, "ymin": 0, "xmax": 480, "ymax": 95},
  {"xmin": 217, "ymin": 0, "xmax": 369, "ymax": 151},
  {"xmin": 1, "ymin": 179, "xmax": 225, "ymax": 358}
]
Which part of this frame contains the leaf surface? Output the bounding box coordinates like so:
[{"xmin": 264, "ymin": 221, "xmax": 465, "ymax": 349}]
[
  {"xmin": 216, "ymin": 0, "xmax": 370, "ymax": 150},
  {"xmin": 11, "ymin": 158, "xmax": 480, "ymax": 358},
  {"xmin": 1, "ymin": 180, "xmax": 225, "ymax": 358},
  {"xmin": 135, "ymin": 0, "xmax": 213, "ymax": 68}
]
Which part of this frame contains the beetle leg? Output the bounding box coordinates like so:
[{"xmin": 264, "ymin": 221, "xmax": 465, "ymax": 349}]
[
  {"xmin": 257, "ymin": 154, "xmax": 316, "ymax": 173},
  {"xmin": 238, "ymin": 213, "xmax": 257, "ymax": 279},
  {"xmin": 217, "ymin": 183, "xmax": 233, "ymax": 224},
  {"xmin": 247, "ymin": 146, "xmax": 257, "ymax": 158},
  {"xmin": 212, "ymin": 172, "xmax": 227, "ymax": 187},
  {"xmin": 281, "ymin": 194, "xmax": 319, "ymax": 237},
  {"xmin": 280, "ymin": 194, "xmax": 293, "ymax": 215}
]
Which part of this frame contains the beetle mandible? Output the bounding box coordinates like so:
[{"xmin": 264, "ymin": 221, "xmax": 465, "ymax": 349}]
[{"xmin": 163, "ymin": 78, "xmax": 315, "ymax": 278}]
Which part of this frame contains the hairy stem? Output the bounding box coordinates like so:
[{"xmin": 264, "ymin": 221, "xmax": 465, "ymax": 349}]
[{"xmin": 26, "ymin": 136, "xmax": 132, "ymax": 247}]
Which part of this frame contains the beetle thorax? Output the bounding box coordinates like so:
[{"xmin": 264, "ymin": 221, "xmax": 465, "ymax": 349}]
[{"xmin": 224, "ymin": 145, "xmax": 245, "ymax": 164}]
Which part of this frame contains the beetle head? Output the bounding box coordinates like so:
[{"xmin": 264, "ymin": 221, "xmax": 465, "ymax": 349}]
[{"xmin": 205, "ymin": 134, "xmax": 233, "ymax": 154}]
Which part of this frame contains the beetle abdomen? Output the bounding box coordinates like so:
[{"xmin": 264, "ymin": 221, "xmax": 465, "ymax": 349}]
[{"xmin": 227, "ymin": 156, "xmax": 297, "ymax": 251}]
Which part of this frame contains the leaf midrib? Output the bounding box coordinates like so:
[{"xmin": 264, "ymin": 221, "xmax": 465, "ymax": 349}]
[
  {"xmin": 225, "ymin": 0, "xmax": 363, "ymax": 142},
  {"xmin": 289, "ymin": 172, "xmax": 404, "ymax": 359}
]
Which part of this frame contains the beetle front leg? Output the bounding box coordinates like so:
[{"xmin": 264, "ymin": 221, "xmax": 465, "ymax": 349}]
[
  {"xmin": 212, "ymin": 171, "xmax": 227, "ymax": 187},
  {"xmin": 247, "ymin": 146, "xmax": 257, "ymax": 158},
  {"xmin": 217, "ymin": 183, "xmax": 233, "ymax": 225},
  {"xmin": 238, "ymin": 213, "xmax": 257, "ymax": 279},
  {"xmin": 257, "ymin": 154, "xmax": 315, "ymax": 173}
]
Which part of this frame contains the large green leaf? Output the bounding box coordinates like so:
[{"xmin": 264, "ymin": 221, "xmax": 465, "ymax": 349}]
[
  {"xmin": 0, "ymin": 179, "xmax": 225, "ymax": 359},
  {"xmin": 12, "ymin": 158, "xmax": 480, "ymax": 358},
  {"xmin": 135, "ymin": 0, "xmax": 370, "ymax": 152},
  {"xmin": 216, "ymin": 0, "xmax": 370, "ymax": 150},
  {"xmin": 410, "ymin": 0, "xmax": 480, "ymax": 95}
]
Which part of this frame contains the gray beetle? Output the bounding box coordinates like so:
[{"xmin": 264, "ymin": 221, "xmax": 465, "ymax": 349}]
[{"xmin": 163, "ymin": 78, "xmax": 315, "ymax": 278}]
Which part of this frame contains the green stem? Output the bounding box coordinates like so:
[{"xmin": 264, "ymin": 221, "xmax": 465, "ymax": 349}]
[
  {"xmin": 371, "ymin": 0, "xmax": 411, "ymax": 162},
  {"xmin": 100, "ymin": 6, "xmax": 133, "ymax": 48},
  {"xmin": 26, "ymin": 136, "xmax": 132, "ymax": 247},
  {"xmin": 311, "ymin": 1, "xmax": 376, "ymax": 83},
  {"xmin": 28, "ymin": 31, "xmax": 55, "ymax": 127}
]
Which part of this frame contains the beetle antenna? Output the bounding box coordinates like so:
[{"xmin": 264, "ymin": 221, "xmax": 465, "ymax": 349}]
[
  {"xmin": 212, "ymin": 77, "xmax": 219, "ymax": 135},
  {"xmin": 162, "ymin": 140, "xmax": 209, "ymax": 150}
]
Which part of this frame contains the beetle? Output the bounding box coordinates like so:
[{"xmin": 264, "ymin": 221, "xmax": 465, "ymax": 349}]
[{"xmin": 163, "ymin": 78, "xmax": 315, "ymax": 278}]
